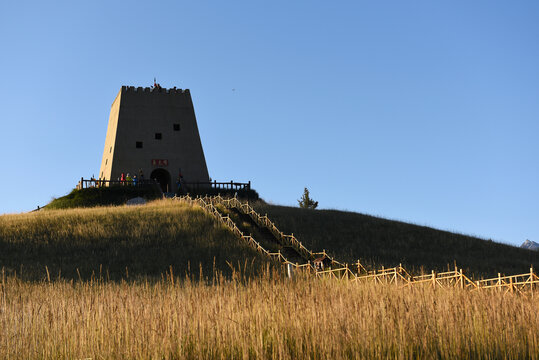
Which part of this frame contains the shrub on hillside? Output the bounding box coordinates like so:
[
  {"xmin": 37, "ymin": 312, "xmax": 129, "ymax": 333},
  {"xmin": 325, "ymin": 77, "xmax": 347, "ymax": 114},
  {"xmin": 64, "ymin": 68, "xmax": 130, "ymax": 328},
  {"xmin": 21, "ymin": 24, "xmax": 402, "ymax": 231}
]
[{"xmin": 298, "ymin": 187, "xmax": 318, "ymax": 209}]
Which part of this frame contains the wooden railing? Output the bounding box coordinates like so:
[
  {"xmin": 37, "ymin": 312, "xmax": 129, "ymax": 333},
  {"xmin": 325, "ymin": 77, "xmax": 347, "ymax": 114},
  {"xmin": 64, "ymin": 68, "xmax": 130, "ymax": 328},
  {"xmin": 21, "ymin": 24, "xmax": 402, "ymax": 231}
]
[
  {"xmin": 76, "ymin": 178, "xmax": 159, "ymax": 190},
  {"xmin": 402, "ymin": 267, "xmax": 477, "ymax": 289},
  {"xmin": 183, "ymin": 180, "xmax": 251, "ymax": 191},
  {"xmin": 176, "ymin": 195, "xmax": 317, "ymax": 272},
  {"xmin": 475, "ymin": 270, "xmax": 539, "ymax": 294},
  {"xmin": 206, "ymin": 195, "xmax": 347, "ymax": 267},
  {"xmin": 76, "ymin": 178, "xmax": 250, "ymax": 192},
  {"xmin": 353, "ymin": 264, "xmax": 412, "ymax": 285},
  {"xmin": 175, "ymin": 195, "xmax": 539, "ymax": 294}
]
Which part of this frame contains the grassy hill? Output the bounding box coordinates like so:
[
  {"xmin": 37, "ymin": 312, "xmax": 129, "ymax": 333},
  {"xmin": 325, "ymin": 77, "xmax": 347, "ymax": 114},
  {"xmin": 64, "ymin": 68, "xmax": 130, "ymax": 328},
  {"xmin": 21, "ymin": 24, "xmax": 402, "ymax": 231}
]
[
  {"xmin": 0, "ymin": 200, "xmax": 270, "ymax": 281},
  {"xmin": 1, "ymin": 195, "xmax": 537, "ymax": 280},
  {"xmin": 252, "ymin": 202, "xmax": 539, "ymax": 278}
]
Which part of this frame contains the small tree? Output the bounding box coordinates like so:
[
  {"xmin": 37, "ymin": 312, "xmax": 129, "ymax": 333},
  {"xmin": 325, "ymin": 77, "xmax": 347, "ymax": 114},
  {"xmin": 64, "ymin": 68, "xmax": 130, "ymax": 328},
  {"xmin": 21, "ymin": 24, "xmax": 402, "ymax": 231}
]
[{"xmin": 298, "ymin": 187, "xmax": 318, "ymax": 209}]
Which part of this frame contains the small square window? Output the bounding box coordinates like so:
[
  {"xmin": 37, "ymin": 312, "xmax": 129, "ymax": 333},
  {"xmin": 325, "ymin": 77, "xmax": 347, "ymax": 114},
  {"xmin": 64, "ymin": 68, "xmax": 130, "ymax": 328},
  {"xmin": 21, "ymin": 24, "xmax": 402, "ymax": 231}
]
[
  {"xmin": 173, "ymin": 123, "xmax": 180, "ymax": 131},
  {"xmin": 136, "ymin": 141, "xmax": 143, "ymax": 148},
  {"xmin": 155, "ymin": 133, "xmax": 162, "ymax": 140}
]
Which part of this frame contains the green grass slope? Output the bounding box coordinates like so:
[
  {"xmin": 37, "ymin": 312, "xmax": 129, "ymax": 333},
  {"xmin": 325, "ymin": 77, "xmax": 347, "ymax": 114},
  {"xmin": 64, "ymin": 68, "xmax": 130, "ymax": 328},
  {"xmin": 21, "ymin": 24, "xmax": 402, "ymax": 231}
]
[
  {"xmin": 252, "ymin": 202, "xmax": 539, "ymax": 278},
  {"xmin": 0, "ymin": 200, "xmax": 270, "ymax": 281},
  {"xmin": 47, "ymin": 185, "xmax": 162, "ymax": 210}
]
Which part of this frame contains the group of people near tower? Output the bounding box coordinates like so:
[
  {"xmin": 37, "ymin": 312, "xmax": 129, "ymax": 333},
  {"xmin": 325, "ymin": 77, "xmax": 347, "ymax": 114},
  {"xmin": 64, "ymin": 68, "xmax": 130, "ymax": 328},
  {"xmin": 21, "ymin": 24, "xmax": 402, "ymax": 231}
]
[{"xmin": 118, "ymin": 169, "xmax": 145, "ymax": 186}]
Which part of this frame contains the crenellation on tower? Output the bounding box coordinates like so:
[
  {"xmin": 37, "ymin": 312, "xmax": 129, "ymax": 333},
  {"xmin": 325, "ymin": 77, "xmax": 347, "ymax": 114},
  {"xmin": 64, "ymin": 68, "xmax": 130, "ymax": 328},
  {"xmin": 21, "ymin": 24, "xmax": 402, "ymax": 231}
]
[{"xmin": 121, "ymin": 85, "xmax": 190, "ymax": 94}]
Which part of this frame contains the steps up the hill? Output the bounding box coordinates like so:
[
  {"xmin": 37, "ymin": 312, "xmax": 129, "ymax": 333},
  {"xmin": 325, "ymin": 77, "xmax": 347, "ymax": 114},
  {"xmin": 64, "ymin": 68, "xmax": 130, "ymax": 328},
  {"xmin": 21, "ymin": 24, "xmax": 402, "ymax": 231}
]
[
  {"xmin": 176, "ymin": 195, "xmax": 326, "ymax": 270},
  {"xmin": 175, "ymin": 195, "xmax": 539, "ymax": 294},
  {"xmin": 206, "ymin": 195, "xmax": 347, "ymax": 266},
  {"xmin": 217, "ymin": 205, "xmax": 307, "ymax": 264}
]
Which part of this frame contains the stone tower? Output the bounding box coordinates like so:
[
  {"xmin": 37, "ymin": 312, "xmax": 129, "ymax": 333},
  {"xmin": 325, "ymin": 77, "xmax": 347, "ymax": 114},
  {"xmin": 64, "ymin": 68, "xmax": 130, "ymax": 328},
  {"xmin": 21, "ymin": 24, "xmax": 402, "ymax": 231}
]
[{"xmin": 99, "ymin": 85, "xmax": 210, "ymax": 192}]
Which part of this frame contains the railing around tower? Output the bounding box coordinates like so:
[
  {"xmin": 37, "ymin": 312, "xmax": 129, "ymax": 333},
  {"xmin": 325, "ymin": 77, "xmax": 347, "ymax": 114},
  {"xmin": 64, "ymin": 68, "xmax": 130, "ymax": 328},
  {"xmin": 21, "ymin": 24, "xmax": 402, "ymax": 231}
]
[
  {"xmin": 76, "ymin": 178, "xmax": 159, "ymax": 189},
  {"xmin": 182, "ymin": 180, "xmax": 251, "ymax": 191},
  {"xmin": 76, "ymin": 178, "xmax": 251, "ymax": 191}
]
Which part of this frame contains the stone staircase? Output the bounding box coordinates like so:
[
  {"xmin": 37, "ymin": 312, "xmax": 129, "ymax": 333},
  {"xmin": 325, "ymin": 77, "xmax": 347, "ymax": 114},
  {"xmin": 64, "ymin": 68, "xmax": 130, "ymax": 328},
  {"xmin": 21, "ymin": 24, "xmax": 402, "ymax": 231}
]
[{"xmin": 224, "ymin": 207, "xmax": 308, "ymax": 264}]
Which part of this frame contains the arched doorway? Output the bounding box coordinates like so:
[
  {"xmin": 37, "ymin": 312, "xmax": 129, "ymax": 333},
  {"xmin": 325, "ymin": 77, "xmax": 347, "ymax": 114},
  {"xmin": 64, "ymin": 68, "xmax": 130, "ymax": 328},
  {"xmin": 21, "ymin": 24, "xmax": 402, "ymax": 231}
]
[{"xmin": 150, "ymin": 168, "xmax": 172, "ymax": 193}]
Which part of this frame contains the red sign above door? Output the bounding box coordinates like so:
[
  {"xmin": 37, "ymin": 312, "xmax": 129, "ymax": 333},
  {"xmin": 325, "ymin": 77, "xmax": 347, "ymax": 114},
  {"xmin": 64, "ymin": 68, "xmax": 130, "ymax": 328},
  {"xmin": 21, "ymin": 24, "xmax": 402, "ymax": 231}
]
[{"xmin": 151, "ymin": 159, "xmax": 168, "ymax": 167}]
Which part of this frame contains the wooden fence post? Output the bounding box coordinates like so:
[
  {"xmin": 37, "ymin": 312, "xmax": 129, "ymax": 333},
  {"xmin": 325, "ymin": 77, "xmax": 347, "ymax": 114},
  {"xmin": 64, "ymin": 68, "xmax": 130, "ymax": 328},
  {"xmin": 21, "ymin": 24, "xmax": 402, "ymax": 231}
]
[
  {"xmin": 531, "ymin": 267, "xmax": 534, "ymax": 297},
  {"xmin": 498, "ymin": 273, "xmax": 502, "ymax": 292},
  {"xmin": 460, "ymin": 269, "xmax": 464, "ymax": 289},
  {"xmin": 432, "ymin": 270, "xmax": 436, "ymax": 288}
]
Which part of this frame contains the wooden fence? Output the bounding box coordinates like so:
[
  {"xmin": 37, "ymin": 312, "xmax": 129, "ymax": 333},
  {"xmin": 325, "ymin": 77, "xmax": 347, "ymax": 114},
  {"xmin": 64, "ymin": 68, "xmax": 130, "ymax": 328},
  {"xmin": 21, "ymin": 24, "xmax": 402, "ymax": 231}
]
[
  {"xmin": 403, "ymin": 267, "xmax": 477, "ymax": 289},
  {"xmin": 183, "ymin": 180, "xmax": 251, "ymax": 191},
  {"xmin": 205, "ymin": 195, "xmax": 347, "ymax": 268},
  {"xmin": 476, "ymin": 270, "xmax": 538, "ymax": 294},
  {"xmin": 353, "ymin": 264, "xmax": 411, "ymax": 285},
  {"xmin": 77, "ymin": 178, "xmax": 250, "ymax": 192},
  {"xmin": 177, "ymin": 195, "xmax": 317, "ymax": 272},
  {"xmin": 76, "ymin": 178, "xmax": 159, "ymax": 189},
  {"xmin": 176, "ymin": 195, "xmax": 539, "ymax": 294}
]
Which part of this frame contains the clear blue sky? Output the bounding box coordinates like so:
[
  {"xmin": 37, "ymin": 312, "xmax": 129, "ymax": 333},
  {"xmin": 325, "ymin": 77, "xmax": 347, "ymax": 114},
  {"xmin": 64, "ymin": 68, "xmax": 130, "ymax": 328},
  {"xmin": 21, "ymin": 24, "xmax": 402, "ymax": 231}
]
[{"xmin": 1, "ymin": 1, "xmax": 537, "ymax": 247}]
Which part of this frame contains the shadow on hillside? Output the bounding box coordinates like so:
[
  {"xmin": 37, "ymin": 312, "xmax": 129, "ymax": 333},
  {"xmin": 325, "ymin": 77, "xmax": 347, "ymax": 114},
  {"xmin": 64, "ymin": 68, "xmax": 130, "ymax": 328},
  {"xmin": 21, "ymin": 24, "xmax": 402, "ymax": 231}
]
[
  {"xmin": 252, "ymin": 202, "xmax": 539, "ymax": 278},
  {"xmin": 0, "ymin": 239, "xmax": 273, "ymax": 282}
]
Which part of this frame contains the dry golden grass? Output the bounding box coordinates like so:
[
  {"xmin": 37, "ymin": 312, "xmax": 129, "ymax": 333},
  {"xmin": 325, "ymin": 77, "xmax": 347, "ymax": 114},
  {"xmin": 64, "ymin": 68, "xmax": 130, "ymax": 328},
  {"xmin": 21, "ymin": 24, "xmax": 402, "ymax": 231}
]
[
  {"xmin": 1, "ymin": 272, "xmax": 538, "ymax": 359},
  {"xmin": 0, "ymin": 200, "xmax": 270, "ymax": 281}
]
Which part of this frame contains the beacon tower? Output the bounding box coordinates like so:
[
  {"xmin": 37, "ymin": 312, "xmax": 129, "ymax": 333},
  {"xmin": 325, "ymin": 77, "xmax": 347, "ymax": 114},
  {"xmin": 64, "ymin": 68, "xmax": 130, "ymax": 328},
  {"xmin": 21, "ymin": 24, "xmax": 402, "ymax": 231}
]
[{"xmin": 99, "ymin": 86, "xmax": 210, "ymax": 192}]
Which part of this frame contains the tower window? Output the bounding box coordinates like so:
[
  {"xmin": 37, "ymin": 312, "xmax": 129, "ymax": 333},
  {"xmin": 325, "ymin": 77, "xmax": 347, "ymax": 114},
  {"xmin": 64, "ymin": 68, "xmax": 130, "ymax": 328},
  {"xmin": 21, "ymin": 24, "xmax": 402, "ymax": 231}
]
[
  {"xmin": 173, "ymin": 123, "xmax": 180, "ymax": 131},
  {"xmin": 109, "ymin": 146, "xmax": 112, "ymax": 153},
  {"xmin": 155, "ymin": 133, "xmax": 162, "ymax": 140},
  {"xmin": 136, "ymin": 141, "xmax": 143, "ymax": 148},
  {"xmin": 105, "ymin": 159, "xmax": 108, "ymax": 165}
]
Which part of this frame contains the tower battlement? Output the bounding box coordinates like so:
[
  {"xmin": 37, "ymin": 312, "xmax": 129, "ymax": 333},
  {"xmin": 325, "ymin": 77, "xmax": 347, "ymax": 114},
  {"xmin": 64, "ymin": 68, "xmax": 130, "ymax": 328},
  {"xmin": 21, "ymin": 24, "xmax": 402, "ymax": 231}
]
[{"xmin": 121, "ymin": 85, "xmax": 190, "ymax": 95}]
